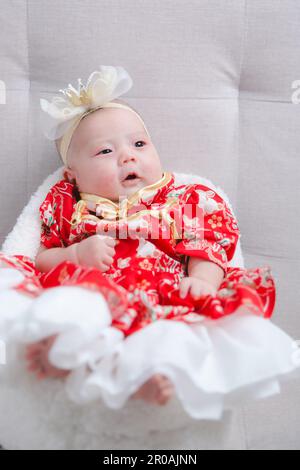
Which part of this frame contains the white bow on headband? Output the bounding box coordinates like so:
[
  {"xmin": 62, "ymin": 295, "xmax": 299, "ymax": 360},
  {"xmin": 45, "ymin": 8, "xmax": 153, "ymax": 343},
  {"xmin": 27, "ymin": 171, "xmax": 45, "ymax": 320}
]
[
  {"xmin": 39, "ymin": 65, "xmax": 134, "ymax": 142},
  {"xmin": 39, "ymin": 65, "xmax": 150, "ymax": 166}
]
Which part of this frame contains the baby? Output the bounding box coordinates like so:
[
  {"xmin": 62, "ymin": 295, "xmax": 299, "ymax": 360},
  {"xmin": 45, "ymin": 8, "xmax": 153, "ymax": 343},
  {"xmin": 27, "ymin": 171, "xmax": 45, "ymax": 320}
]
[
  {"xmin": 28, "ymin": 101, "xmax": 223, "ymax": 405},
  {"xmin": 25, "ymin": 66, "xmax": 276, "ymax": 409}
]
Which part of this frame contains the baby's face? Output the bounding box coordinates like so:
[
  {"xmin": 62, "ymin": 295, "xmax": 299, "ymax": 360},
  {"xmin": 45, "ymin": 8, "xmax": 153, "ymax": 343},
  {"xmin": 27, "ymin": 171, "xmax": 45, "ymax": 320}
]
[{"xmin": 64, "ymin": 107, "xmax": 163, "ymax": 202}]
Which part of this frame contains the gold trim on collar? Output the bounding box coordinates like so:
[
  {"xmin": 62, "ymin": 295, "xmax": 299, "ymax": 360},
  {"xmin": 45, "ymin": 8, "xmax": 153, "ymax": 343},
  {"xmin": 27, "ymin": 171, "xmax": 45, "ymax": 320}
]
[
  {"xmin": 79, "ymin": 171, "xmax": 172, "ymax": 212},
  {"xmin": 70, "ymin": 170, "xmax": 181, "ymax": 242}
]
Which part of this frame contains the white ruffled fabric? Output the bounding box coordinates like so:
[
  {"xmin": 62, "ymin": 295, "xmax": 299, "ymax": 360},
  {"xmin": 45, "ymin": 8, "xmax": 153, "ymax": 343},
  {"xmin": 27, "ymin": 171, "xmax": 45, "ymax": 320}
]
[
  {"xmin": 0, "ymin": 263, "xmax": 299, "ymax": 421},
  {"xmin": 39, "ymin": 65, "xmax": 134, "ymax": 141},
  {"xmin": 0, "ymin": 168, "xmax": 300, "ymax": 423},
  {"xmin": 63, "ymin": 305, "xmax": 300, "ymax": 420}
]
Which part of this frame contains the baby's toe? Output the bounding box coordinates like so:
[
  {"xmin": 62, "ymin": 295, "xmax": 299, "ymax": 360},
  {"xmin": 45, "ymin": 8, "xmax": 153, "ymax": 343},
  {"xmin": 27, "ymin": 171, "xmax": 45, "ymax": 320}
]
[{"xmin": 156, "ymin": 386, "xmax": 174, "ymax": 405}]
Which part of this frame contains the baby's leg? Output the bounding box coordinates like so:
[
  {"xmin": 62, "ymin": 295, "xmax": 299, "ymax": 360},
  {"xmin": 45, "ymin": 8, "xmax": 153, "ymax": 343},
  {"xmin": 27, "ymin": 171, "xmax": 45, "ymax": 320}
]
[
  {"xmin": 25, "ymin": 335, "xmax": 70, "ymax": 380},
  {"xmin": 26, "ymin": 338, "xmax": 174, "ymax": 405},
  {"xmin": 130, "ymin": 374, "xmax": 174, "ymax": 406}
]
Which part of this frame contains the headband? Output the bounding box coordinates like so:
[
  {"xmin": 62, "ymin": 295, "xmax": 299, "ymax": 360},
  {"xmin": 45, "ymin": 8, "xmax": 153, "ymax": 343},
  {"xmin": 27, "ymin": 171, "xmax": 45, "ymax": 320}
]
[{"xmin": 39, "ymin": 65, "xmax": 150, "ymax": 166}]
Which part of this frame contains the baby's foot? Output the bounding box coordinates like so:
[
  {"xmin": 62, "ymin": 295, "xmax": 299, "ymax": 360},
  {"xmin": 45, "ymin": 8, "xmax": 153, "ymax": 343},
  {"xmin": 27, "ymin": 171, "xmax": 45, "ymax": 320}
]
[
  {"xmin": 25, "ymin": 336, "xmax": 71, "ymax": 380},
  {"xmin": 130, "ymin": 373, "xmax": 174, "ymax": 406}
]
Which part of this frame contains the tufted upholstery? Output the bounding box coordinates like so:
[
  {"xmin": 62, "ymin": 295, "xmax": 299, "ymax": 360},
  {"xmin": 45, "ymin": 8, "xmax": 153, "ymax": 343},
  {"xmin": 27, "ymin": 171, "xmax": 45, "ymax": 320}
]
[{"xmin": 0, "ymin": 0, "xmax": 299, "ymax": 449}]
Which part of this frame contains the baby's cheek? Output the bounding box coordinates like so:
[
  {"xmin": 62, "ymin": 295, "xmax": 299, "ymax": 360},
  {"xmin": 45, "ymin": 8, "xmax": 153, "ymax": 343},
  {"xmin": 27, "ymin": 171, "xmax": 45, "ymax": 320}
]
[
  {"xmin": 90, "ymin": 166, "xmax": 117, "ymax": 190},
  {"xmin": 145, "ymin": 162, "xmax": 163, "ymax": 183},
  {"xmin": 104, "ymin": 177, "xmax": 120, "ymax": 197}
]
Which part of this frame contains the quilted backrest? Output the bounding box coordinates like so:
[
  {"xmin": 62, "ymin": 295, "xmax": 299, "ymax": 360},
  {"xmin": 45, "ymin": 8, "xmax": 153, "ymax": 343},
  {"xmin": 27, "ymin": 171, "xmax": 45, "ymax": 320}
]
[{"xmin": 0, "ymin": 0, "xmax": 299, "ymax": 449}]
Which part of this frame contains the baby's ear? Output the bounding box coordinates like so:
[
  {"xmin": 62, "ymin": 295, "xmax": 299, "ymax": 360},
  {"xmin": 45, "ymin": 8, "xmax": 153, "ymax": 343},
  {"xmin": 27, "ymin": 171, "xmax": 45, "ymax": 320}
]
[{"xmin": 63, "ymin": 167, "xmax": 75, "ymax": 183}]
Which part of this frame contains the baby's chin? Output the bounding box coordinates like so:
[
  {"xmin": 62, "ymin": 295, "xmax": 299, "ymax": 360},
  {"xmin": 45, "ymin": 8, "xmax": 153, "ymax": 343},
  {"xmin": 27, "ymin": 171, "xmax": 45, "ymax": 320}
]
[
  {"xmin": 115, "ymin": 177, "xmax": 146, "ymax": 200},
  {"xmin": 101, "ymin": 172, "xmax": 163, "ymax": 202}
]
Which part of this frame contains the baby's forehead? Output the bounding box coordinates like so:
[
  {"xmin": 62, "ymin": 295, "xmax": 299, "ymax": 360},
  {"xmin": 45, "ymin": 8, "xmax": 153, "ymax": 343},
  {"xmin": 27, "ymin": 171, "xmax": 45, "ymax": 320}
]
[
  {"xmin": 78, "ymin": 107, "xmax": 111, "ymax": 131},
  {"xmin": 75, "ymin": 107, "xmax": 145, "ymax": 143}
]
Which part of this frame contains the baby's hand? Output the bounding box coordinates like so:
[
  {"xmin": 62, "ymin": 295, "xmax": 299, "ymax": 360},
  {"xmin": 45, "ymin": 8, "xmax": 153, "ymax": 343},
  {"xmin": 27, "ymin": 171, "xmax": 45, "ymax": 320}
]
[
  {"xmin": 179, "ymin": 276, "xmax": 217, "ymax": 300},
  {"xmin": 76, "ymin": 234, "xmax": 116, "ymax": 272},
  {"xmin": 25, "ymin": 335, "xmax": 70, "ymax": 380}
]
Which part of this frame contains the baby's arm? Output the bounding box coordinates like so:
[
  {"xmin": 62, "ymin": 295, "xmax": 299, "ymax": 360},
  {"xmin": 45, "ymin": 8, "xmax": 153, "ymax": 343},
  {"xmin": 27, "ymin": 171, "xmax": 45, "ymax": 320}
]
[
  {"xmin": 179, "ymin": 257, "xmax": 224, "ymax": 299},
  {"xmin": 187, "ymin": 257, "xmax": 224, "ymax": 289},
  {"xmin": 36, "ymin": 235, "xmax": 116, "ymax": 273},
  {"xmin": 175, "ymin": 183, "xmax": 240, "ymax": 300},
  {"xmin": 35, "ymin": 243, "xmax": 78, "ymax": 272}
]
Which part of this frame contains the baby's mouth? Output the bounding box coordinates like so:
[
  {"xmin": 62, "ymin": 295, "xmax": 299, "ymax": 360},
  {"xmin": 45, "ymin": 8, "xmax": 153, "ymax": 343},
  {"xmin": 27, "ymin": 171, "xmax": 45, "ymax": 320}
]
[{"xmin": 122, "ymin": 172, "xmax": 141, "ymax": 184}]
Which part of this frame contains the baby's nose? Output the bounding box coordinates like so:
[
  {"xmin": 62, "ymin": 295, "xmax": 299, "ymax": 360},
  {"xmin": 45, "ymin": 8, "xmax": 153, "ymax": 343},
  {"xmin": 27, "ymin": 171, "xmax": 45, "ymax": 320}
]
[{"xmin": 121, "ymin": 154, "xmax": 137, "ymax": 164}]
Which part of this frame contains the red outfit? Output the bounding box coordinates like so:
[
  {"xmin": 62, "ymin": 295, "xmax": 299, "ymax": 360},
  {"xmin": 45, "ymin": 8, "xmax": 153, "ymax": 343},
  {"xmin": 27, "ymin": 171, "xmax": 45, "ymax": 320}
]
[{"xmin": 0, "ymin": 172, "xmax": 275, "ymax": 337}]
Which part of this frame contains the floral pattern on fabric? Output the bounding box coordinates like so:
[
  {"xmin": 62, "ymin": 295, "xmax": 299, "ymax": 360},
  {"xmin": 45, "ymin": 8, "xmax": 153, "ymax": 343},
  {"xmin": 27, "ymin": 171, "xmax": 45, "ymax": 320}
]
[{"xmin": 0, "ymin": 172, "xmax": 276, "ymax": 337}]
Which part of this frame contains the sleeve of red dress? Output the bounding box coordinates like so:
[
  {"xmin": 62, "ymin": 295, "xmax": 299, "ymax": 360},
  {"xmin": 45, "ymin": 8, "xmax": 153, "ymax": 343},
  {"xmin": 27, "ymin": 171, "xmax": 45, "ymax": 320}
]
[
  {"xmin": 39, "ymin": 185, "xmax": 67, "ymax": 249},
  {"xmin": 173, "ymin": 183, "xmax": 240, "ymax": 274}
]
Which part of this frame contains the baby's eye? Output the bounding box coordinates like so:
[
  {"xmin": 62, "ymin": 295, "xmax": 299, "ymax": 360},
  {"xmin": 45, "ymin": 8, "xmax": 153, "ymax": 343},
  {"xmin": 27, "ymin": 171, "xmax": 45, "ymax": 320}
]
[
  {"xmin": 95, "ymin": 148, "xmax": 112, "ymax": 156},
  {"xmin": 135, "ymin": 140, "xmax": 146, "ymax": 147},
  {"xmin": 94, "ymin": 141, "xmax": 146, "ymax": 156}
]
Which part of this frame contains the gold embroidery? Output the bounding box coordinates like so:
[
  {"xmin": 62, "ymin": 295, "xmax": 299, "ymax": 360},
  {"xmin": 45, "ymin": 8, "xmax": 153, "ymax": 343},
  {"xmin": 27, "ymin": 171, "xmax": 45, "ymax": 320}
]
[
  {"xmin": 58, "ymin": 265, "xmax": 69, "ymax": 283},
  {"xmin": 80, "ymin": 171, "xmax": 173, "ymax": 212},
  {"xmin": 70, "ymin": 171, "xmax": 181, "ymax": 243},
  {"xmin": 71, "ymin": 200, "xmax": 89, "ymax": 228}
]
